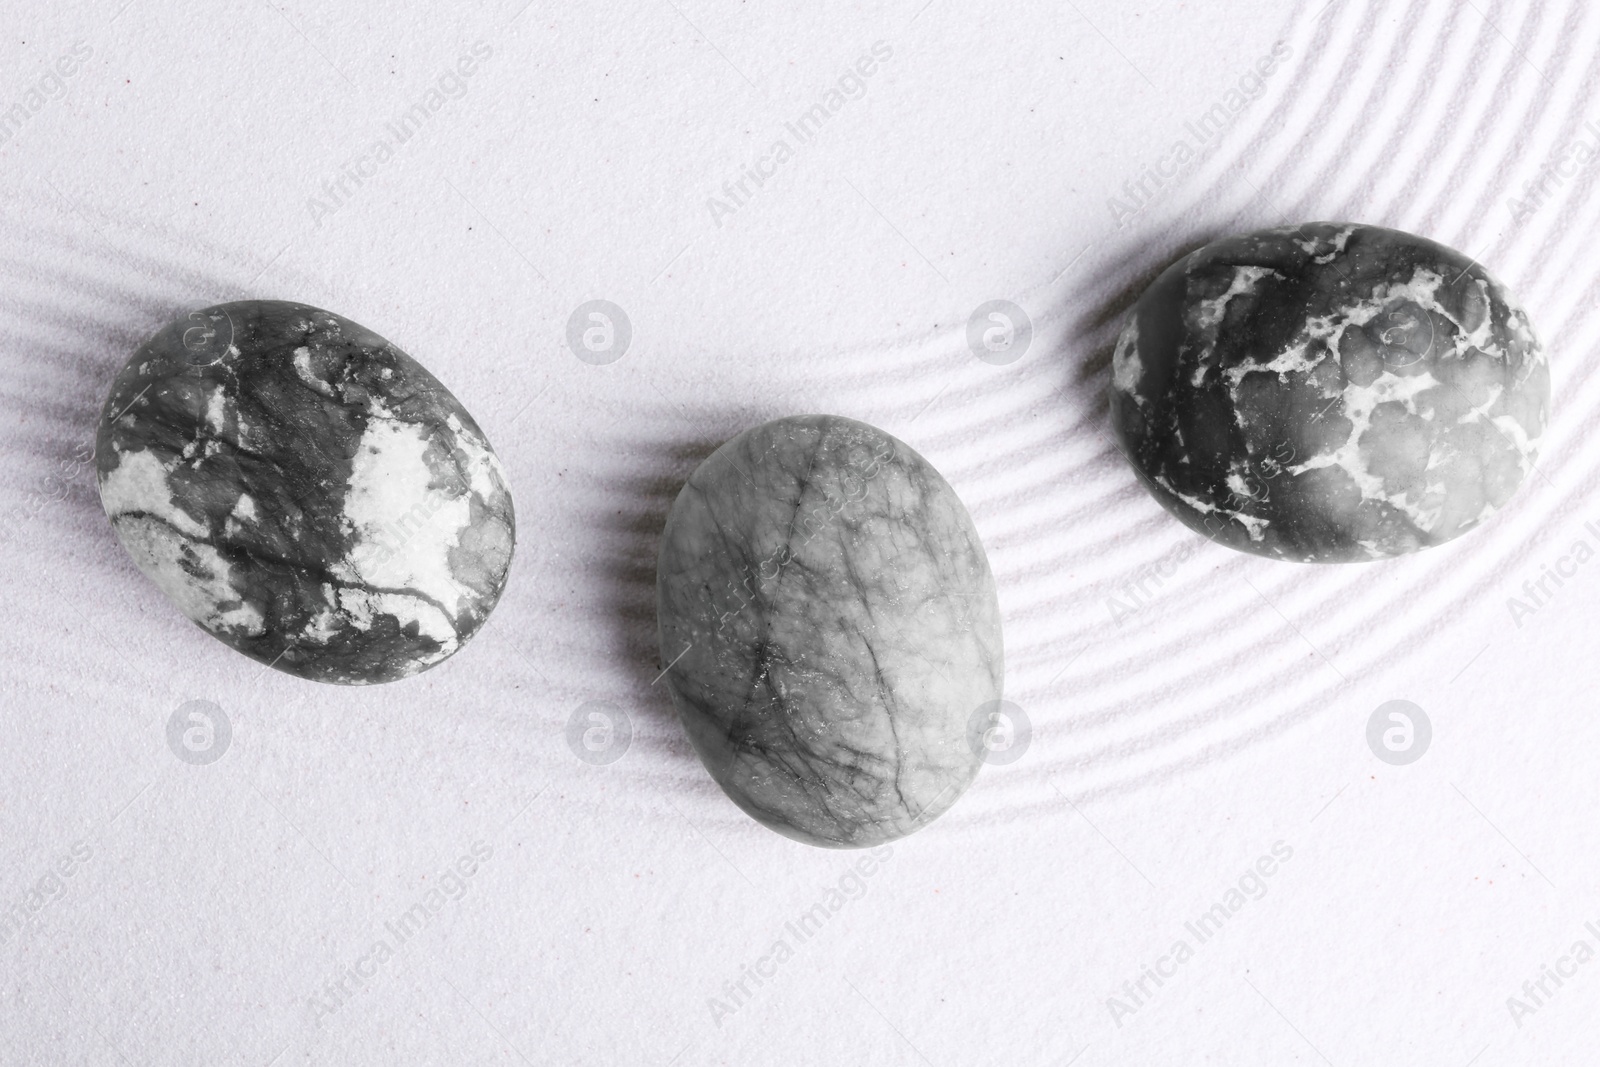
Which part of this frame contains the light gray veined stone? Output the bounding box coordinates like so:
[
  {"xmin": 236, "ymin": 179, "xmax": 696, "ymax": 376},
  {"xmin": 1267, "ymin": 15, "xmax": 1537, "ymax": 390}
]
[{"xmin": 656, "ymin": 415, "xmax": 1004, "ymax": 848}]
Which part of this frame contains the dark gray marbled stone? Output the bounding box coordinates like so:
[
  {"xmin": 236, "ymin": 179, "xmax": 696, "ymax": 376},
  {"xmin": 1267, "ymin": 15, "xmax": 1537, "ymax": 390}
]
[
  {"xmin": 656, "ymin": 415, "xmax": 1003, "ymax": 848},
  {"xmin": 96, "ymin": 301, "xmax": 515, "ymax": 684},
  {"xmin": 1110, "ymin": 223, "xmax": 1549, "ymax": 562}
]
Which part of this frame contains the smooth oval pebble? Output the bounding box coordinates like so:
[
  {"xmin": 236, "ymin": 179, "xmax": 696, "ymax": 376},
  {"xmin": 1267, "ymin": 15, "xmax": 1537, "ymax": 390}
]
[
  {"xmin": 656, "ymin": 414, "xmax": 1003, "ymax": 848},
  {"xmin": 96, "ymin": 300, "xmax": 515, "ymax": 684},
  {"xmin": 1110, "ymin": 222, "xmax": 1549, "ymax": 562}
]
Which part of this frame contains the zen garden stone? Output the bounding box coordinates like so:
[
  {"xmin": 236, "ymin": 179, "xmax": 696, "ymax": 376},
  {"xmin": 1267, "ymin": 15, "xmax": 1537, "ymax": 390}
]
[
  {"xmin": 96, "ymin": 300, "xmax": 515, "ymax": 684},
  {"xmin": 656, "ymin": 415, "xmax": 1003, "ymax": 848},
  {"xmin": 1110, "ymin": 222, "xmax": 1549, "ymax": 563}
]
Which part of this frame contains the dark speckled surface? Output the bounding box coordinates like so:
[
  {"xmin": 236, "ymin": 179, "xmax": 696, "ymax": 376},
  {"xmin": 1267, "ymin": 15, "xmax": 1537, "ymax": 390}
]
[{"xmin": 1110, "ymin": 223, "xmax": 1549, "ymax": 562}]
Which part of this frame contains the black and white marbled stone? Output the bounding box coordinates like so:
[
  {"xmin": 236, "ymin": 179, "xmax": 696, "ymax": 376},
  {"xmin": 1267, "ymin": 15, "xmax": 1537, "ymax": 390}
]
[
  {"xmin": 1110, "ymin": 223, "xmax": 1549, "ymax": 562},
  {"xmin": 656, "ymin": 415, "xmax": 1003, "ymax": 848},
  {"xmin": 96, "ymin": 301, "xmax": 515, "ymax": 684}
]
